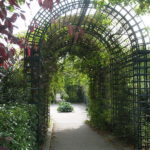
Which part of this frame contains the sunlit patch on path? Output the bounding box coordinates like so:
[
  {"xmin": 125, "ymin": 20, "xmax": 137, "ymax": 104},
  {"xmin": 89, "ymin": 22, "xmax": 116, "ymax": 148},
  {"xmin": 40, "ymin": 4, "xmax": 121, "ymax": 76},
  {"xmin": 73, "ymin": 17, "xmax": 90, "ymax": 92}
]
[{"xmin": 50, "ymin": 104, "xmax": 131, "ymax": 150}]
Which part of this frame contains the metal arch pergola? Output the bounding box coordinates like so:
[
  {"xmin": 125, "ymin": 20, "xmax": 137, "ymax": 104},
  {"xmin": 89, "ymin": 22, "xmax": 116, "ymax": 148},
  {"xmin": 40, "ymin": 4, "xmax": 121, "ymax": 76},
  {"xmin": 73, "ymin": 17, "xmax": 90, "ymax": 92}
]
[{"xmin": 24, "ymin": 0, "xmax": 150, "ymax": 149}]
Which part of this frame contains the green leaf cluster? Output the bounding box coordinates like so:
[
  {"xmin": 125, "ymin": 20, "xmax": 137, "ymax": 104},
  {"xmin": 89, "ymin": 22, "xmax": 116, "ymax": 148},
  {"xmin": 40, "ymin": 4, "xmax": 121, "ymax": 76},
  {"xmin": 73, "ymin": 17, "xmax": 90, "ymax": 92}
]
[
  {"xmin": 57, "ymin": 101, "xmax": 74, "ymax": 112},
  {"xmin": 0, "ymin": 66, "xmax": 30, "ymax": 103},
  {"xmin": 95, "ymin": 0, "xmax": 150, "ymax": 14},
  {"xmin": 0, "ymin": 103, "xmax": 38, "ymax": 150}
]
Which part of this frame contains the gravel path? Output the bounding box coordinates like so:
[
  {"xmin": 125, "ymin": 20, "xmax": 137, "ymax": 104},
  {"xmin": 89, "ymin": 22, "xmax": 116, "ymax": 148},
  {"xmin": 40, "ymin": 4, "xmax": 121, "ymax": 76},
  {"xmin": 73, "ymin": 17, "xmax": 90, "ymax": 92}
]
[{"xmin": 50, "ymin": 104, "xmax": 130, "ymax": 150}]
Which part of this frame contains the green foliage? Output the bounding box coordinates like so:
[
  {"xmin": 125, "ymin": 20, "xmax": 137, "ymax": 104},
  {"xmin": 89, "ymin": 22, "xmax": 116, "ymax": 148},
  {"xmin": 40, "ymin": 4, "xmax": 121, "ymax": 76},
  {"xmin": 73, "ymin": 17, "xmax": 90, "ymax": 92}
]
[
  {"xmin": 48, "ymin": 56, "xmax": 89, "ymax": 103},
  {"xmin": 0, "ymin": 61, "xmax": 37, "ymax": 149},
  {"xmin": 95, "ymin": 0, "xmax": 150, "ymax": 14},
  {"xmin": 86, "ymin": 68, "xmax": 112, "ymax": 130},
  {"xmin": 3, "ymin": 0, "xmax": 150, "ymax": 149},
  {"xmin": 34, "ymin": 5, "xmax": 150, "ymax": 146},
  {"xmin": 88, "ymin": 99, "xmax": 111, "ymax": 129},
  {"xmin": 57, "ymin": 101, "xmax": 74, "ymax": 112},
  {"xmin": 65, "ymin": 85, "xmax": 85, "ymax": 103},
  {"xmin": 0, "ymin": 67, "xmax": 30, "ymax": 104},
  {"xmin": 0, "ymin": 103, "xmax": 38, "ymax": 150}
]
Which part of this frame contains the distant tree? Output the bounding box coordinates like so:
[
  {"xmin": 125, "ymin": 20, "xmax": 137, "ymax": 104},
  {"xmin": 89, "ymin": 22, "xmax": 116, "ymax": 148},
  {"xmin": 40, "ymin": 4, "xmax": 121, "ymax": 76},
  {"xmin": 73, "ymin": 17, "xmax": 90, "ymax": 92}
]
[{"xmin": 96, "ymin": 0, "xmax": 150, "ymax": 13}]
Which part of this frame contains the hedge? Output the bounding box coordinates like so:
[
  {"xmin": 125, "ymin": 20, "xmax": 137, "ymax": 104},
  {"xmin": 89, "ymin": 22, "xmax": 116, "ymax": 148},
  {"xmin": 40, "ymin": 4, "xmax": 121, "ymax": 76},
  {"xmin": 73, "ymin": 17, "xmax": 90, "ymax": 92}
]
[{"xmin": 0, "ymin": 103, "xmax": 38, "ymax": 150}]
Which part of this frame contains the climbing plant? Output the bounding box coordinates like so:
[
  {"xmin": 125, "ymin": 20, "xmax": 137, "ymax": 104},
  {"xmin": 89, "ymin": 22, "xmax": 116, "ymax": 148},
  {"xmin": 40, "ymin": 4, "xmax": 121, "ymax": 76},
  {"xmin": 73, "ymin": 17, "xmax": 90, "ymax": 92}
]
[
  {"xmin": 95, "ymin": 0, "xmax": 150, "ymax": 13},
  {"xmin": 49, "ymin": 56, "xmax": 89, "ymax": 102},
  {"xmin": 0, "ymin": 0, "xmax": 150, "ymax": 150},
  {"xmin": 37, "ymin": 8, "xmax": 146, "ymax": 144}
]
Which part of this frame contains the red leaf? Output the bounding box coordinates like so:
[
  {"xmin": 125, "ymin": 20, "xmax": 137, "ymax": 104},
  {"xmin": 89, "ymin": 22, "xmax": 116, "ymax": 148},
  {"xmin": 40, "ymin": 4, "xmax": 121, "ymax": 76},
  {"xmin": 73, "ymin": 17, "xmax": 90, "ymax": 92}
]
[
  {"xmin": 0, "ymin": 43, "xmax": 5, "ymax": 48},
  {"xmin": 26, "ymin": 2, "xmax": 30, "ymax": 8},
  {"xmin": 10, "ymin": 13, "xmax": 19, "ymax": 23},
  {"xmin": 3, "ymin": 62, "xmax": 9, "ymax": 70},
  {"xmin": 9, "ymin": 48, "xmax": 16, "ymax": 56},
  {"xmin": 0, "ymin": 24, "xmax": 7, "ymax": 31},
  {"xmin": 68, "ymin": 25, "xmax": 74, "ymax": 36},
  {"xmin": 0, "ymin": 13, "xmax": 3, "ymax": 20},
  {"xmin": 5, "ymin": 19, "xmax": 13, "ymax": 33},
  {"xmin": 10, "ymin": 36, "xmax": 24, "ymax": 48},
  {"xmin": 27, "ymin": 48, "xmax": 31, "ymax": 56},
  {"xmin": 8, "ymin": 0, "xmax": 19, "ymax": 7},
  {"xmin": 0, "ymin": 44, "xmax": 8, "ymax": 60},
  {"xmin": 2, "ymin": 9, "xmax": 7, "ymax": 18},
  {"xmin": 38, "ymin": 0, "xmax": 43, "ymax": 6},
  {"xmin": 0, "ymin": 63, "xmax": 3, "ymax": 67},
  {"xmin": 56, "ymin": 0, "xmax": 60, "ymax": 4},
  {"xmin": 20, "ymin": 13, "xmax": 26, "ymax": 20},
  {"xmin": 9, "ymin": 36, "xmax": 19, "ymax": 44},
  {"xmin": 42, "ymin": 0, "xmax": 53, "ymax": 10},
  {"xmin": 0, "ymin": 5, "xmax": 7, "ymax": 20},
  {"xmin": 1, "ymin": 5, "xmax": 7, "ymax": 20},
  {"xmin": 74, "ymin": 32, "xmax": 79, "ymax": 43},
  {"xmin": 29, "ymin": 26, "xmax": 35, "ymax": 32},
  {"xmin": 49, "ymin": 0, "xmax": 53, "ymax": 10},
  {"xmin": 15, "ymin": 39, "xmax": 25, "ymax": 49},
  {"xmin": 0, "ymin": 146, "xmax": 9, "ymax": 150},
  {"xmin": 0, "ymin": 49, "xmax": 8, "ymax": 60},
  {"xmin": 0, "ymin": 1, "xmax": 3, "ymax": 6},
  {"xmin": 34, "ymin": 45, "xmax": 38, "ymax": 51},
  {"xmin": 0, "ymin": 28, "xmax": 9, "ymax": 36},
  {"xmin": 7, "ymin": 62, "xmax": 13, "ymax": 67},
  {"xmin": 42, "ymin": 0, "xmax": 49, "ymax": 9}
]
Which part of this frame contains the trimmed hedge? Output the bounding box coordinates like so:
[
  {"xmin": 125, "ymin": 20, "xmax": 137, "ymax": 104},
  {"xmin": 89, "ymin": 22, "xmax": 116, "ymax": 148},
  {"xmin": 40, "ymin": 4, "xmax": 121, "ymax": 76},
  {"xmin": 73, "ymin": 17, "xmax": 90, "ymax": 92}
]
[
  {"xmin": 57, "ymin": 101, "xmax": 73, "ymax": 112},
  {"xmin": 65, "ymin": 85, "xmax": 85, "ymax": 103},
  {"xmin": 0, "ymin": 103, "xmax": 38, "ymax": 150}
]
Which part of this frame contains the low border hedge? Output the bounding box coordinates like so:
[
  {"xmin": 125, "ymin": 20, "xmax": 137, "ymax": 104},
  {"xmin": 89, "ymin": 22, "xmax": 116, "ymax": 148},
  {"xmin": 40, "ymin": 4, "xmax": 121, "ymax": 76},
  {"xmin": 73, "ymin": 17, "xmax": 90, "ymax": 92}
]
[{"xmin": 0, "ymin": 103, "xmax": 38, "ymax": 150}]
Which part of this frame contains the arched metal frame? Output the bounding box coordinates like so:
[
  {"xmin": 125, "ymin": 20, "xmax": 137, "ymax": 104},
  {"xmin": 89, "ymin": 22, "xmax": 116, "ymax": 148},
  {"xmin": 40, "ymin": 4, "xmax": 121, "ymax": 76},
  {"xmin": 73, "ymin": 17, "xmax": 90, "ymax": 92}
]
[{"xmin": 25, "ymin": 0, "xmax": 150, "ymax": 149}]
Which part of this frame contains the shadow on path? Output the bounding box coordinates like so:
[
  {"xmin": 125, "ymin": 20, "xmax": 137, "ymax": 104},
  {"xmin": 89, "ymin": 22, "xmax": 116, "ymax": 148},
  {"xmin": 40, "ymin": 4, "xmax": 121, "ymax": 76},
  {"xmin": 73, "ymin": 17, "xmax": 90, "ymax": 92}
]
[{"xmin": 50, "ymin": 104, "xmax": 131, "ymax": 150}]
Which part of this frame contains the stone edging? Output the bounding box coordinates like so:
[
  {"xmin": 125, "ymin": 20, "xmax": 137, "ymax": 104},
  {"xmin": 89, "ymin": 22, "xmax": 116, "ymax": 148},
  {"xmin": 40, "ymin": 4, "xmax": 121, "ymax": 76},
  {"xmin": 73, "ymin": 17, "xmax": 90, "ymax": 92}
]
[{"xmin": 42, "ymin": 120, "xmax": 54, "ymax": 150}]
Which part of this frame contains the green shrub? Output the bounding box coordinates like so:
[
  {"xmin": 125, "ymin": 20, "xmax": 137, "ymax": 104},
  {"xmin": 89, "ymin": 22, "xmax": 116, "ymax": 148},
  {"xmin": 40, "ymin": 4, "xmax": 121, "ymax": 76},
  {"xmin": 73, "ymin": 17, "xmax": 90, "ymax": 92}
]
[
  {"xmin": 88, "ymin": 99, "xmax": 111, "ymax": 130},
  {"xmin": 57, "ymin": 101, "xmax": 73, "ymax": 112},
  {"xmin": 0, "ymin": 103, "xmax": 38, "ymax": 150},
  {"xmin": 65, "ymin": 85, "xmax": 85, "ymax": 103}
]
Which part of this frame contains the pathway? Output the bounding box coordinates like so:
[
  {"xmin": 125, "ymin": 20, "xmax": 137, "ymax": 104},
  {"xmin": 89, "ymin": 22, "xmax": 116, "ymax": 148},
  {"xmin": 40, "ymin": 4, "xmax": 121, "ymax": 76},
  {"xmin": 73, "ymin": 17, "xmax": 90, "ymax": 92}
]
[{"xmin": 50, "ymin": 104, "xmax": 132, "ymax": 150}]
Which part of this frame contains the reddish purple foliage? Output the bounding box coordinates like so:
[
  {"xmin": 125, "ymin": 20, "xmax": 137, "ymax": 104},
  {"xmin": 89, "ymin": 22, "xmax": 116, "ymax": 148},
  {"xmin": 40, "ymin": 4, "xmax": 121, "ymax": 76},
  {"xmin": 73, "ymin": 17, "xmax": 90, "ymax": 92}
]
[
  {"xmin": 74, "ymin": 32, "xmax": 79, "ymax": 42},
  {"xmin": 0, "ymin": 146, "xmax": 9, "ymax": 150},
  {"xmin": 27, "ymin": 47, "xmax": 31, "ymax": 56},
  {"xmin": 56, "ymin": 0, "xmax": 60, "ymax": 4},
  {"xmin": 68, "ymin": 25, "xmax": 74, "ymax": 36}
]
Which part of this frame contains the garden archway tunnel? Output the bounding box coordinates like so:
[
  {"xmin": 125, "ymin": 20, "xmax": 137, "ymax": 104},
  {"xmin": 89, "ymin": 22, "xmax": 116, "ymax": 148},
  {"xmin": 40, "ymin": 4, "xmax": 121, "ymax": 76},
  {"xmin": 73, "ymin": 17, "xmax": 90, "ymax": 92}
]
[{"xmin": 24, "ymin": 0, "xmax": 150, "ymax": 149}]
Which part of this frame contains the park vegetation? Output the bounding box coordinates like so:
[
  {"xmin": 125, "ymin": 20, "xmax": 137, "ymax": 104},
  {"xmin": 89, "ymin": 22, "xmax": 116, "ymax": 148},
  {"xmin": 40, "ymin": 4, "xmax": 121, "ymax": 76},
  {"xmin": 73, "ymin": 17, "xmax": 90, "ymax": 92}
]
[{"xmin": 0, "ymin": 0, "xmax": 150, "ymax": 149}]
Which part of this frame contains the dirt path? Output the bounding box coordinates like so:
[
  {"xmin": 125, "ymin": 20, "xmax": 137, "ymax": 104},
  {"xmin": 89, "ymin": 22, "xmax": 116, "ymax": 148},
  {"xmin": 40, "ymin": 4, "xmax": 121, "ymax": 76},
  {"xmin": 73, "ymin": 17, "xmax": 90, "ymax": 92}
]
[{"xmin": 50, "ymin": 104, "xmax": 131, "ymax": 150}]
